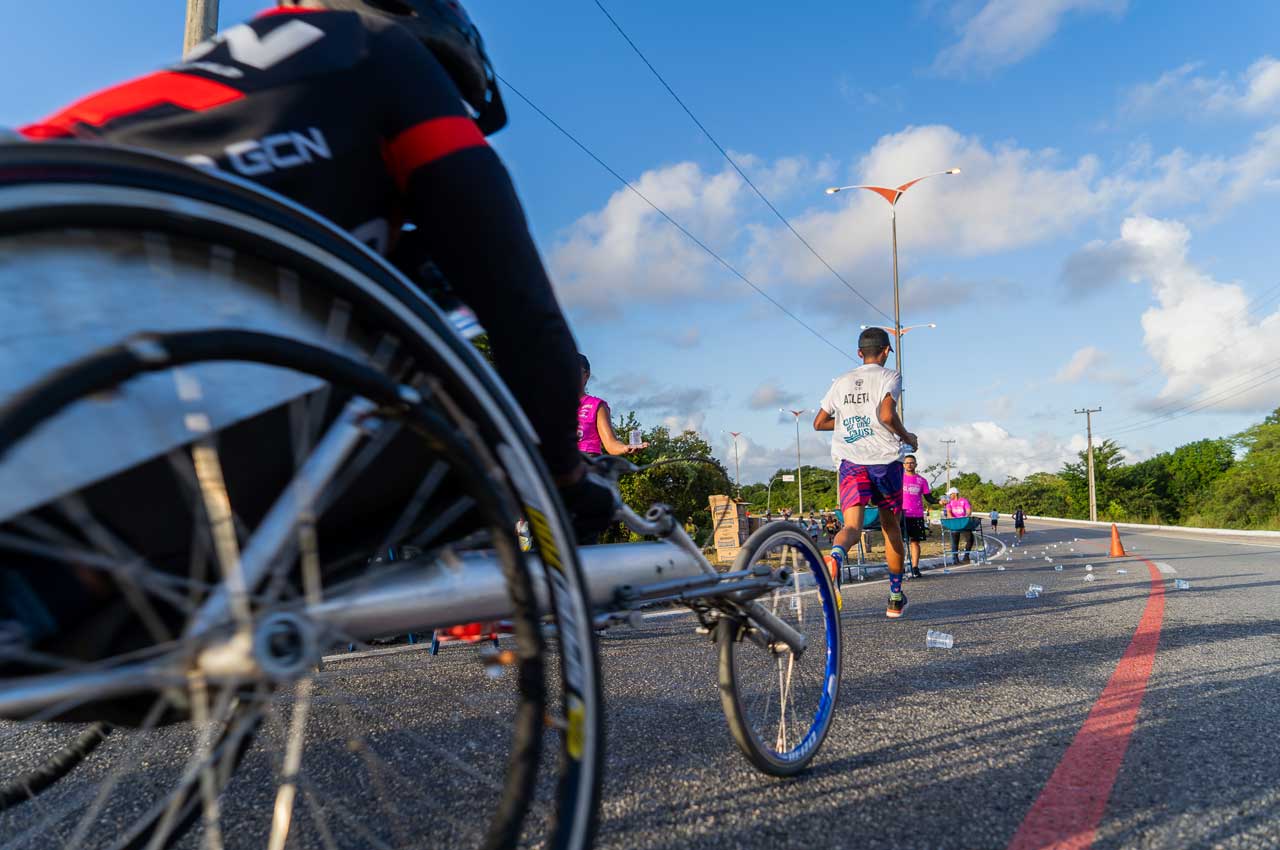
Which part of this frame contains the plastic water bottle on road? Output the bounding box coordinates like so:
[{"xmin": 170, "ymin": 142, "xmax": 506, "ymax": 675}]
[
  {"xmin": 925, "ymin": 630, "xmax": 954, "ymax": 649},
  {"xmin": 1054, "ymin": 564, "xmax": 1063, "ymax": 571},
  {"xmin": 1175, "ymin": 579, "xmax": 1191, "ymax": 590}
]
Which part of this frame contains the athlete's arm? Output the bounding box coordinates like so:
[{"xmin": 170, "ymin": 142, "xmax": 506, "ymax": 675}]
[
  {"xmin": 595, "ymin": 402, "xmax": 643, "ymax": 455},
  {"xmin": 877, "ymin": 393, "xmax": 916, "ymax": 449},
  {"xmin": 813, "ymin": 409, "xmax": 835, "ymax": 431},
  {"xmin": 373, "ymin": 25, "xmax": 582, "ymax": 479}
]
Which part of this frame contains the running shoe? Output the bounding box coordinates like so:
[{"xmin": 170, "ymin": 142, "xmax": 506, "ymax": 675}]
[
  {"xmin": 824, "ymin": 554, "xmax": 841, "ymax": 584},
  {"xmin": 911, "ymin": 566, "xmax": 924, "ymax": 579},
  {"xmin": 885, "ymin": 591, "xmax": 908, "ymax": 619}
]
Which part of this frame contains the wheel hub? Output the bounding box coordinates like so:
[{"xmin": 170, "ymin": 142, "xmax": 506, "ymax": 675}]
[{"xmin": 252, "ymin": 612, "xmax": 319, "ymax": 680}]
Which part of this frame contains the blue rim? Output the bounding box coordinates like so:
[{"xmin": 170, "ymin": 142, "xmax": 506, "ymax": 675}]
[{"xmin": 764, "ymin": 534, "xmax": 839, "ymax": 763}]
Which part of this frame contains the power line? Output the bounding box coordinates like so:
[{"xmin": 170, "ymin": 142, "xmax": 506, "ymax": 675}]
[
  {"xmin": 1100, "ymin": 363, "xmax": 1280, "ymax": 438},
  {"xmin": 496, "ymin": 74, "xmax": 855, "ymax": 362},
  {"xmin": 1103, "ymin": 355, "xmax": 1280, "ymax": 432},
  {"xmin": 591, "ymin": 0, "xmax": 893, "ymax": 323}
]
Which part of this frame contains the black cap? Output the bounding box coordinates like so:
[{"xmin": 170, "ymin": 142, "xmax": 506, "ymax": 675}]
[{"xmin": 857, "ymin": 327, "xmax": 893, "ymax": 353}]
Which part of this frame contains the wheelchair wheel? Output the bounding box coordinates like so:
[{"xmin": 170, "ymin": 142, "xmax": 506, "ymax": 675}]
[
  {"xmin": 717, "ymin": 522, "xmax": 841, "ymax": 776},
  {"xmin": 0, "ymin": 144, "xmax": 601, "ymax": 850}
]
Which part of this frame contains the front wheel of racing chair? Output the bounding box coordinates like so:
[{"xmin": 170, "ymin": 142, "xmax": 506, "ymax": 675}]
[
  {"xmin": 717, "ymin": 522, "xmax": 841, "ymax": 776},
  {"xmin": 0, "ymin": 142, "xmax": 602, "ymax": 850}
]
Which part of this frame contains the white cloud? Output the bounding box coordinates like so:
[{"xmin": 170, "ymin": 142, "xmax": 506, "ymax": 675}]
[
  {"xmin": 727, "ymin": 151, "xmax": 838, "ymax": 200},
  {"xmin": 747, "ymin": 381, "xmax": 804, "ymax": 410},
  {"xmin": 1053, "ymin": 346, "xmax": 1106, "ymax": 383},
  {"xmin": 1076, "ymin": 216, "xmax": 1280, "ymax": 413},
  {"xmin": 1125, "ymin": 57, "xmax": 1280, "ymax": 118},
  {"xmin": 594, "ymin": 374, "xmax": 714, "ymax": 424},
  {"xmin": 933, "ymin": 0, "xmax": 1128, "ymax": 75},
  {"xmin": 549, "ymin": 161, "xmax": 748, "ymax": 315},
  {"xmin": 915, "ymin": 421, "xmax": 1087, "ymax": 483},
  {"xmin": 722, "ymin": 432, "xmax": 832, "ymax": 486},
  {"xmin": 549, "ymin": 153, "xmax": 838, "ymax": 316},
  {"xmin": 654, "ymin": 326, "xmax": 701, "ymax": 349},
  {"xmin": 1108, "ymin": 125, "xmax": 1280, "ymax": 217},
  {"xmin": 748, "ymin": 125, "xmax": 1106, "ymax": 291}
]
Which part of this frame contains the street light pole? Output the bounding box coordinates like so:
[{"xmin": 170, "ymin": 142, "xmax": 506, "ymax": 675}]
[
  {"xmin": 729, "ymin": 432, "xmax": 742, "ymax": 498},
  {"xmin": 826, "ymin": 168, "xmax": 960, "ymax": 423},
  {"xmin": 765, "ymin": 472, "xmax": 795, "ymax": 515},
  {"xmin": 184, "ymin": 0, "xmax": 219, "ymax": 55},
  {"xmin": 781, "ymin": 409, "xmax": 808, "ymax": 515}
]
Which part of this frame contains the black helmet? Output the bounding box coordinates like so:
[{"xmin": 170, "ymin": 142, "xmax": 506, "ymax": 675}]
[{"xmin": 316, "ymin": 0, "xmax": 507, "ymax": 134}]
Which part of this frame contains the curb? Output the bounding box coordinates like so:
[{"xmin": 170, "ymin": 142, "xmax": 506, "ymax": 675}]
[{"xmin": 1024, "ymin": 515, "xmax": 1280, "ymax": 539}]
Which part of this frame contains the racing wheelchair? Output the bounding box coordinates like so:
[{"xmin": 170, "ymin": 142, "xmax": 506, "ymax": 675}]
[{"xmin": 0, "ymin": 143, "xmax": 841, "ymax": 850}]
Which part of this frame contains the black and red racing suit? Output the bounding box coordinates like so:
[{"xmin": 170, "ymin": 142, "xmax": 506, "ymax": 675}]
[{"xmin": 20, "ymin": 6, "xmax": 582, "ymax": 478}]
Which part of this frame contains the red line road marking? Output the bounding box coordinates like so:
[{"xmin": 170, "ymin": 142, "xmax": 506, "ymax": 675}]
[{"xmin": 1007, "ymin": 558, "xmax": 1166, "ymax": 850}]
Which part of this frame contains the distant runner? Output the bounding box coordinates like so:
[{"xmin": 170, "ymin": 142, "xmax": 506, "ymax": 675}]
[
  {"xmin": 814, "ymin": 327, "xmax": 917, "ymax": 619},
  {"xmin": 989, "ymin": 508, "xmax": 999, "ymax": 532},
  {"xmin": 1014, "ymin": 506, "xmax": 1027, "ymax": 542},
  {"xmin": 901, "ymin": 454, "xmax": 930, "ymax": 579}
]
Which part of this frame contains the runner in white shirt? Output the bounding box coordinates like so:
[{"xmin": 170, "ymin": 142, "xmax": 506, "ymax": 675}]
[{"xmin": 813, "ymin": 327, "xmax": 918, "ymax": 619}]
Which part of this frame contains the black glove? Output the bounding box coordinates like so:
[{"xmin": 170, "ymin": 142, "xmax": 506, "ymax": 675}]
[{"xmin": 558, "ymin": 472, "xmax": 618, "ymax": 546}]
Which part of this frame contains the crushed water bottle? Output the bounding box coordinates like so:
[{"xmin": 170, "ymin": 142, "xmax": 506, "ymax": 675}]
[
  {"xmin": 1028, "ymin": 584, "xmax": 1044, "ymax": 594},
  {"xmin": 1116, "ymin": 568, "xmax": 1128, "ymax": 575},
  {"xmin": 629, "ymin": 429, "xmax": 643, "ymax": 447},
  {"xmin": 996, "ymin": 565, "xmax": 1006, "ymax": 571},
  {"xmin": 1175, "ymin": 579, "xmax": 1191, "ymax": 590},
  {"xmin": 1025, "ymin": 589, "xmax": 1040, "ymax": 599},
  {"xmin": 926, "ymin": 629, "xmax": 954, "ymax": 649},
  {"xmin": 1085, "ymin": 564, "xmax": 1094, "ymax": 571},
  {"xmin": 1054, "ymin": 564, "xmax": 1063, "ymax": 572},
  {"xmin": 1084, "ymin": 574, "xmax": 1096, "ymax": 582}
]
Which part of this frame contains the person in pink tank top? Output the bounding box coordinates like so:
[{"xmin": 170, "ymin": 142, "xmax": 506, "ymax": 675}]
[{"xmin": 577, "ymin": 354, "xmax": 648, "ymax": 457}]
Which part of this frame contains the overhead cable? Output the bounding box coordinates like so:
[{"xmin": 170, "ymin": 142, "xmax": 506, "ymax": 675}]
[
  {"xmin": 497, "ymin": 74, "xmax": 855, "ymax": 362},
  {"xmin": 592, "ymin": 0, "xmax": 894, "ymax": 323}
]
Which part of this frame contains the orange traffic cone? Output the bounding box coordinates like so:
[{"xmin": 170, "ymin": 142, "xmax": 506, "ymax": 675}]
[{"xmin": 1109, "ymin": 523, "xmax": 1127, "ymax": 557}]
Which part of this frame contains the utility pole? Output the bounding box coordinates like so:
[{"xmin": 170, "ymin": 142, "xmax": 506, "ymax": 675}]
[
  {"xmin": 184, "ymin": 0, "xmax": 220, "ymax": 56},
  {"xmin": 1075, "ymin": 407, "xmax": 1103, "ymax": 522},
  {"xmin": 781, "ymin": 409, "xmax": 807, "ymax": 515},
  {"xmin": 728, "ymin": 432, "xmax": 743, "ymax": 499},
  {"xmin": 940, "ymin": 439, "xmax": 957, "ymax": 490}
]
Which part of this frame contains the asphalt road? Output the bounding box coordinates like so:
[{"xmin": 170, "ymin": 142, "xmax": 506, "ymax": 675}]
[
  {"xmin": 2, "ymin": 519, "xmax": 1277, "ymax": 849},
  {"xmin": 589, "ymin": 519, "xmax": 1280, "ymax": 850}
]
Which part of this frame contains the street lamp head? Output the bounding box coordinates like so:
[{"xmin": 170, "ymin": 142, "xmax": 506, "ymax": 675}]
[
  {"xmin": 947, "ymin": 168, "xmax": 961, "ymax": 175},
  {"xmin": 824, "ymin": 187, "xmax": 839, "ymax": 195},
  {"xmin": 927, "ymin": 322, "xmax": 938, "ymax": 328}
]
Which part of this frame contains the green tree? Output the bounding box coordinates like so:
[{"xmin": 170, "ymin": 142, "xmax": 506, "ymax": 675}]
[
  {"xmin": 607, "ymin": 411, "xmax": 733, "ymax": 542},
  {"xmin": 1061, "ymin": 439, "xmax": 1127, "ymax": 518},
  {"xmin": 1164, "ymin": 438, "xmax": 1234, "ymax": 512},
  {"xmin": 1198, "ymin": 411, "xmax": 1280, "ymax": 529}
]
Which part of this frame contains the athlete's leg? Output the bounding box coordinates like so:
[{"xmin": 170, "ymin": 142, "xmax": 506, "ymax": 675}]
[
  {"xmin": 833, "ymin": 507, "xmax": 863, "ymax": 552},
  {"xmin": 826, "ymin": 462, "xmax": 870, "ymax": 593},
  {"xmin": 882, "ymin": 507, "xmax": 905, "ymax": 575}
]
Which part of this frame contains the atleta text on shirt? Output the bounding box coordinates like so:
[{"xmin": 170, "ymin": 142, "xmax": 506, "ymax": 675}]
[{"xmin": 820, "ymin": 364, "xmax": 903, "ymax": 466}]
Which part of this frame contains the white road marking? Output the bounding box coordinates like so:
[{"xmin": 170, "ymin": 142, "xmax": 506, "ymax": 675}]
[{"xmin": 1154, "ymin": 562, "xmax": 1177, "ymax": 574}]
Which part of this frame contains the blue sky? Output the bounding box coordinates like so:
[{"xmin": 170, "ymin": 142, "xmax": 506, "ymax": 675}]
[{"xmin": 6, "ymin": 1, "xmax": 1280, "ymax": 485}]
